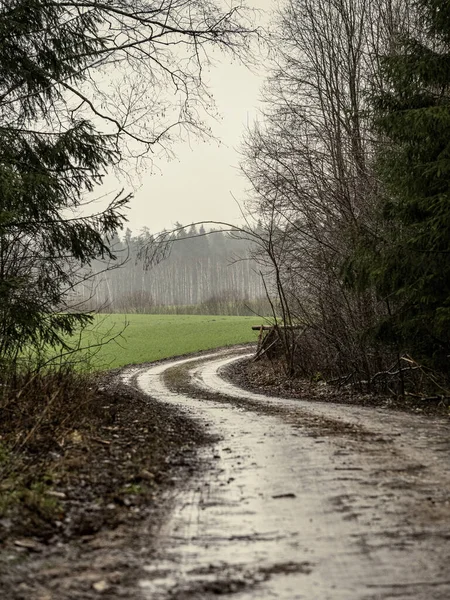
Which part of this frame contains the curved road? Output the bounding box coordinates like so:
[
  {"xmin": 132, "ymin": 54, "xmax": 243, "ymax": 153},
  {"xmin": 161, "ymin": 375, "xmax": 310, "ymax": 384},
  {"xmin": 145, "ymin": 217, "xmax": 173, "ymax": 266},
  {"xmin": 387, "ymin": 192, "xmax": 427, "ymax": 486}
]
[{"xmin": 122, "ymin": 347, "xmax": 450, "ymax": 600}]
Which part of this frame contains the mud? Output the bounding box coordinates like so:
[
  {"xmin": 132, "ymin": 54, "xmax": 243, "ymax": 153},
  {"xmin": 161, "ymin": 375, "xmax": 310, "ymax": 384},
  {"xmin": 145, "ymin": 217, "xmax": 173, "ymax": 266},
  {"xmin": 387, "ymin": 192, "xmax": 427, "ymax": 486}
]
[
  {"xmin": 0, "ymin": 367, "xmax": 212, "ymax": 600},
  {"xmin": 123, "ymin": 348, "xmax": 450, "ymax": 599}
]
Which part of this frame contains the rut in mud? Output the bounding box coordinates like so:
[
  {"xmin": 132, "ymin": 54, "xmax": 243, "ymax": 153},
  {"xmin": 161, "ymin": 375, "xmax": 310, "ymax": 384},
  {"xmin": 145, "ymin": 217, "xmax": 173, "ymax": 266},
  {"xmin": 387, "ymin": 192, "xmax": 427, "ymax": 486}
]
[{"xmin": 122, "ymin": 347, "xmax": 450, "ymax": 600}]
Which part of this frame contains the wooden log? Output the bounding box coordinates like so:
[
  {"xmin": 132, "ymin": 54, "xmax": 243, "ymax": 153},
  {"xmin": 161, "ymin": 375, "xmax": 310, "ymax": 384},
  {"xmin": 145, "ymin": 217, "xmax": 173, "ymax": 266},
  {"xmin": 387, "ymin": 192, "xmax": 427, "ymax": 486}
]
[
  {"xmin": 253, "ymin": 339, "xmax": 279, "ymax": 362},
  {"xmin": 252, "ymin": 324, "xmax": 304, "ymax": 331}
]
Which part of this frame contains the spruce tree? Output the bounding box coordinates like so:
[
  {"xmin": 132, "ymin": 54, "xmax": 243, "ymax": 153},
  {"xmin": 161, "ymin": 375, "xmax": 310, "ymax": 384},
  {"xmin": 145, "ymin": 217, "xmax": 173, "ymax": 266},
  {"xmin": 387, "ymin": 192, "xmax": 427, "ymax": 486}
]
[
  {"xmin": 361, "ymin": 0, "xmax": 450, "ymax": 372},
  {"xmin": 0, "ymin": 0, "xmax": 253, "ymax": 361},
  {"xmin": 0, "ymin": 0, "xmax": 130, "ymax": 360}
]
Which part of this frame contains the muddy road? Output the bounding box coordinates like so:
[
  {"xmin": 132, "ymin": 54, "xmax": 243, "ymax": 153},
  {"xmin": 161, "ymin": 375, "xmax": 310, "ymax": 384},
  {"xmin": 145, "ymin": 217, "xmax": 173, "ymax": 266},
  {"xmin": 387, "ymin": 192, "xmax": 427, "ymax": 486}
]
[{"xmin": 122, "ymin": 347, "xmax": 450, "ymax": 600}]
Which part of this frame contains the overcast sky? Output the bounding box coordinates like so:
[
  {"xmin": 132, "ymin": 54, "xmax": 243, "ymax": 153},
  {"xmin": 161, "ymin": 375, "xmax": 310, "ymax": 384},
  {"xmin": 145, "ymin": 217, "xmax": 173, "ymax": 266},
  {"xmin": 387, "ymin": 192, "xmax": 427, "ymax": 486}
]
[{"xmin": 116, "ymin": 0, "xmax": 272, "ymax": 235}]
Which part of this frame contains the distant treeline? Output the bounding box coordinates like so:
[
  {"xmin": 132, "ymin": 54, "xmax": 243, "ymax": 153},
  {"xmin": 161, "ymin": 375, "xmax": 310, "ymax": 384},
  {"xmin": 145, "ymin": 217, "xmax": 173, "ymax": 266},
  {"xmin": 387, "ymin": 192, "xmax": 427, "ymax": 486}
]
[{"xmin": 76, "ymin": 225, "xmax": 270, "ymax": 316}]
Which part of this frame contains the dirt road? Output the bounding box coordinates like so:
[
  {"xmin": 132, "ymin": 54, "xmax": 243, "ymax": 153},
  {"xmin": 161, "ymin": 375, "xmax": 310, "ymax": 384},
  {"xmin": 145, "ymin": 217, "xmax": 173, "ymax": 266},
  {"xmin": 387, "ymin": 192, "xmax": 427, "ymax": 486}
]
[{"xmin": 122, "ymin": 347, "xmax": 450, "ymax": 599}]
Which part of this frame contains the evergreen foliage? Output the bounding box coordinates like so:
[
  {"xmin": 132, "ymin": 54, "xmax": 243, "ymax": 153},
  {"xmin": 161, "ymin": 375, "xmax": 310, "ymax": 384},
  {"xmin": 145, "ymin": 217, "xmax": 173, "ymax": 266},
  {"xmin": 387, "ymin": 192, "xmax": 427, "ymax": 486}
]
[
  {"xmin": 351, "ymin": 0, "xmax": 450, "ymax": 372},
  {"xmin": 0, "ymin": 0, "xmax": 128, "ymax": 360}
]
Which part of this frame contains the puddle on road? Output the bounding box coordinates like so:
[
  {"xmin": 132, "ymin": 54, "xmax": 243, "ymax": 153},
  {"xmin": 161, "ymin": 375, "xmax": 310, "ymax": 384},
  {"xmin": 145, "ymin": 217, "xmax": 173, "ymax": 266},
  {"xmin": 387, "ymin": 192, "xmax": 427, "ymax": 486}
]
[{"xmin": 123, "ymin": 349, "xmax": 450, "ymax": 600}]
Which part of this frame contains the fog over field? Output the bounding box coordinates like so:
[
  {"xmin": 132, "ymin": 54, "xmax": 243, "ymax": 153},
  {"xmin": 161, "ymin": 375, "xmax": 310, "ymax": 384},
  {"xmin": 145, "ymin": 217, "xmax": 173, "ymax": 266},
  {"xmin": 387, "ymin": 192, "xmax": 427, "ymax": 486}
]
[{"xmin": 79, "ymin": 225, "xmax": 270, "ymax": 316}]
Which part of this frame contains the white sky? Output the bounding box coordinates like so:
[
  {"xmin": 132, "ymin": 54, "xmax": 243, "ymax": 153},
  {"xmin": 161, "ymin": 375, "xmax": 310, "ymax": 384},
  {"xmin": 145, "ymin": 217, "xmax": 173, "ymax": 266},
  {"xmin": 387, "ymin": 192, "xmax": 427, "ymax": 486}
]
[{"xmin": 115, "ymin": 0, "xmax": 273, "ymax": 235}]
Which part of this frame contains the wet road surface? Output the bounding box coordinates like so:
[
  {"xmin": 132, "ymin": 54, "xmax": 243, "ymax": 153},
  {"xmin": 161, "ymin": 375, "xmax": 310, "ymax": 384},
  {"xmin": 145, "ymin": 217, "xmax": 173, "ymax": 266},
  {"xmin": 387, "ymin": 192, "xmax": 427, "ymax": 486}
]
[{"xmin": 122, "ymin": 348, "xmax": 450, "ymax": 599}]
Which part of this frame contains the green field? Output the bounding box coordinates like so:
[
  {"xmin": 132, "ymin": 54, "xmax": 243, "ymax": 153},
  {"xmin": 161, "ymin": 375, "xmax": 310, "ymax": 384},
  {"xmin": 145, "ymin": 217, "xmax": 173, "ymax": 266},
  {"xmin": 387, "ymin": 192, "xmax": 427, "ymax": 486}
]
[{"xmin": 72, "ymin": 314, "xmax": 259, "ymax": 370}]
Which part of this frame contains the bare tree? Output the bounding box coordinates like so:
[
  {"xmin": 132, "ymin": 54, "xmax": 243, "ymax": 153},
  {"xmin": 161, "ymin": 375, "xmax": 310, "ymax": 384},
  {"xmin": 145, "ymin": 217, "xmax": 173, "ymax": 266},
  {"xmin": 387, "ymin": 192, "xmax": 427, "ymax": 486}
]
[
  {"xmin": 2, "ymin": 0, "xmax": 257, "ymax": 163},
  {"xmin": 241, "ymin": 0, "xmax": 410, "ymax": 385}
]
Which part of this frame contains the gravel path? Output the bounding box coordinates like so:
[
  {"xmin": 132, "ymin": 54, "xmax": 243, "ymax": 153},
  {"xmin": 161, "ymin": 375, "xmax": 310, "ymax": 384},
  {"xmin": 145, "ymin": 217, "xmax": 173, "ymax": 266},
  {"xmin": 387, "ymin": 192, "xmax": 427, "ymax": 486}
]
[
  {"xmin": 127, "ymin": 348, "xmax": 450, "ymax": 599},
  {"xmin": 2, "ymin": 345, "xmax": 449, "ymax": 599}
]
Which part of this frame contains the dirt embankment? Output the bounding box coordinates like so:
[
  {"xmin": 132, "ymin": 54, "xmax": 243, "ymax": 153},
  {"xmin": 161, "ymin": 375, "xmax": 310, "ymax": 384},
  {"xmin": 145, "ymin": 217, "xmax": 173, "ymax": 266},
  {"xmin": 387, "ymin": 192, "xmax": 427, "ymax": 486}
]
[
  {"xmin": 0, "ymin": 369, "xmax": 212, "ymax": 600},
  {"xmin": 226, "ymin": 356, "xmax": 450, "ymax": 418}
]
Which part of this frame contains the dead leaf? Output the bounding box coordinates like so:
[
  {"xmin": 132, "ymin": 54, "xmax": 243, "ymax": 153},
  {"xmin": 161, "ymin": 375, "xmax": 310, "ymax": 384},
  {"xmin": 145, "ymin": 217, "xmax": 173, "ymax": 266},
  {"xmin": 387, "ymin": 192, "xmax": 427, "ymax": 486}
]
[
  {"xmin": 92, "ymin": 580, "xmax": 110, "ymax": 593},
  {"xmin": 14, "ymin": 538, "xmax": 43, "ymax": 552}
]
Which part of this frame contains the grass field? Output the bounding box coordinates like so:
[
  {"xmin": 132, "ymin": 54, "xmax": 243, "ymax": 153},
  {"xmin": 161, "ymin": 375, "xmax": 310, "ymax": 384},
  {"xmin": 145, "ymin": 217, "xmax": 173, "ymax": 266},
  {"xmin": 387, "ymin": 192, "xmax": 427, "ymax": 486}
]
[{"xmin": 72, "ymin": 314, "xmax": 260, "ymax": 370}]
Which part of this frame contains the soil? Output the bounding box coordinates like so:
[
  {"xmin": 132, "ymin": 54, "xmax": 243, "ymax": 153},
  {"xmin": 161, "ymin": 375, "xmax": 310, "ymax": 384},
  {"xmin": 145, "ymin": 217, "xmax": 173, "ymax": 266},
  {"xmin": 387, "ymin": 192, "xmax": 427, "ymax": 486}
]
[
  {"xmin": 225, "ymin": 356, "xmax": 450, "ymax": 418},
  {"xmin": 1, "ymin": 346, "xmax": 448, "ymax": 599},
  {"xmin": 0, "ymin": 367, "xmax": 213, "ymax": 600}
]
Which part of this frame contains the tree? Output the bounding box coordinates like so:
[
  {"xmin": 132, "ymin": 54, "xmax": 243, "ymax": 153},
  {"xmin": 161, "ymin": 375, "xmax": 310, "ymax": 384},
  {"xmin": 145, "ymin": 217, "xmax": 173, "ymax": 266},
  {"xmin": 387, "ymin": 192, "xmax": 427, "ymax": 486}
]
[
  {"xmin": 83, "ymin": 223, "xmax": 266, "ymax": 314},
  {"xmin": 0, "ymin": 0, "xmax": 254, "ymax": 362},
  {"xmin": 0, "ymin": 0, "xmax": 127, "ymax": 359},
  {"xmin": 240, "ymin": 0, "xmax": 400, "ymax": 382},
  {"xmin": 352, "ymin": 0, "xmax": 450, "ymax": 373}
]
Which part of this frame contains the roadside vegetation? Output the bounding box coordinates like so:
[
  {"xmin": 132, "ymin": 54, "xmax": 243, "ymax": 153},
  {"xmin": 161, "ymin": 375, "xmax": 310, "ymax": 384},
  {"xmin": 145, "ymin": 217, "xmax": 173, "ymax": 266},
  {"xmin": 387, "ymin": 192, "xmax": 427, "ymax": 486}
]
[
  {"xmin": 237, "ymin": 0, "xmax": 450, "ymax": 400},
  {"xmin": 0, "ymin": 0, "xmax": 255, "ymax": 566}
]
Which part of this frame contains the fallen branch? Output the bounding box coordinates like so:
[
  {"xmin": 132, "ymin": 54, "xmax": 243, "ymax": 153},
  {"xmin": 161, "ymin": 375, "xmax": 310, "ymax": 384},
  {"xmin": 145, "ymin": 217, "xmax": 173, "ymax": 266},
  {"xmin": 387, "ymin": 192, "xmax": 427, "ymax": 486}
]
[
  {"xmin": 371, "ymin": 365, "xmax": 420, "ymax": 382},
  {"xmin": 253, "ymin": 339, "xmax": 279, "ymax": 362}
]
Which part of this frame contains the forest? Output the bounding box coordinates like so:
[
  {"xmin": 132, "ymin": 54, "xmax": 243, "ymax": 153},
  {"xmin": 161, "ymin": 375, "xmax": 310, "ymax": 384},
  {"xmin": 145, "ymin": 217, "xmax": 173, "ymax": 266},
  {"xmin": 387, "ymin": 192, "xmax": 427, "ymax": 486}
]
[
  {"xmin": 1, "ymin": 0, "xmax": 449, "ymax": 397},
  {"xmin": 79, "ymin": 225, "xmax": 269, "ymax": 316}
]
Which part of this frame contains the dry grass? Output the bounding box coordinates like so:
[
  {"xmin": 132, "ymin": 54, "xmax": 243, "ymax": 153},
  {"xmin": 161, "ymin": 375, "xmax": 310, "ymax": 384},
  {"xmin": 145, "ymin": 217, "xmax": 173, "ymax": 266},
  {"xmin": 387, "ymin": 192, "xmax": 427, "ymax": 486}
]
[
  {"xmin": 0, "ymin": 364, "xmax": 102, "ymax": 457},
  {"xmin": 0, "ymin": 363, "xmax": 108, "ymax": 540},
  {"xmin": 0, "ymin": 359, "xmax": 210, "ymax": 549}
]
